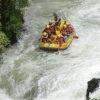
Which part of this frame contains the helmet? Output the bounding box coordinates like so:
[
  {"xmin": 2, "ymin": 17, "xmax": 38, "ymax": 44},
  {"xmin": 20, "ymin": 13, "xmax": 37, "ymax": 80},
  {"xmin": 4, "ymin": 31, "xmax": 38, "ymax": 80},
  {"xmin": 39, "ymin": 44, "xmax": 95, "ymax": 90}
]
[
  {"xmin": 56, "ymin": 30, "xmax": 61, "ymax": 35},
  {"xmin": 43, "ymin": 32, "xmax": 47, "ymax": 36},
  {"xmin": 57, "ymin": 34, "xmax": 62, "ymax": 37},
  {"xmin": 46, "ymin": 25, "xmax": 50, "ymax": 28}
]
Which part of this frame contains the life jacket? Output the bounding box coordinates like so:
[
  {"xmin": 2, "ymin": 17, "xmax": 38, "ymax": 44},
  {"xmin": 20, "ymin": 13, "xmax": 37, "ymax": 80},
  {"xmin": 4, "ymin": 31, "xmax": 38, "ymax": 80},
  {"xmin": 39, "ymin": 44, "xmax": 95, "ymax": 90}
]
[
  {"xmin": 50, "ymin": 26, "xmax": 55, "ymax": 34},
  {"xmin": 59, "ymin": 20, "xmax": 65, "ymax": 30},
  {"xmin": 60, "ymin": 24, "xmax": 67, "ymax": 33},
  {"xmin": 55, "ymin": 30, "xmax": 61, "ymax": 36},
  {"xmin": 57, "ymin": 34, "xmax": 65, "ymax": 46}
]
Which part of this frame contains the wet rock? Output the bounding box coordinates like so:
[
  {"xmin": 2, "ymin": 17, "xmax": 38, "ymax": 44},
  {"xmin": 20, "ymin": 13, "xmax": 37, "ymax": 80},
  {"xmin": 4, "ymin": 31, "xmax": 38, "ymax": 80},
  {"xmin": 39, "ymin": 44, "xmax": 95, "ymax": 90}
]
[{"xmin": 86, "ymin": 78, "xmax": 100, "ymax": 100}]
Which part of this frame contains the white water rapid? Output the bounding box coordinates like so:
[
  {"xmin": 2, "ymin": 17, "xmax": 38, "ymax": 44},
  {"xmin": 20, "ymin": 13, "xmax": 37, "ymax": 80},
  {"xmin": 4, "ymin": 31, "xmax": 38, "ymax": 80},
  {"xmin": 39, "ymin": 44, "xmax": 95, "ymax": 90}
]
[{"xmin": 0, "ymin": 0, "xmax": 100, "ymax": 100}]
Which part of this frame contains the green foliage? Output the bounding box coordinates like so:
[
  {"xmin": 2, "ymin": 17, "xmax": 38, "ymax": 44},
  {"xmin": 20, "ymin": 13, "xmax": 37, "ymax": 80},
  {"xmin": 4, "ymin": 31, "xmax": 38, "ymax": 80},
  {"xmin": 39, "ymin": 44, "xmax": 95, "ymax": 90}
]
[
  {"xmin": 5, "ymin": 9, "xmax": 23, "ymax": 38},
  {"xmin": 1, "ymin": 0, "xmax": 28, "ymax": 45},
  {"xmin": 0, "ymin": 32, "xmax": 10, "ymax": 53},
  {"xmin": 16, "ymin": 0, "xmax": 29, "ymax": 8}
]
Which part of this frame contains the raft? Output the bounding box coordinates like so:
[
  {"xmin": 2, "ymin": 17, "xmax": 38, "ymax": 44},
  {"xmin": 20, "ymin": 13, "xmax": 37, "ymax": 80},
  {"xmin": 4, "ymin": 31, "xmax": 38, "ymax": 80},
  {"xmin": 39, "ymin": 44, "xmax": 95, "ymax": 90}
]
[
  {"xmin": 39, "ymin": 33, "xmax": 74, "ymax": 51},
  {"xmin": 39, "ymin": 18, "xmax": 78, "ymax": 51}
]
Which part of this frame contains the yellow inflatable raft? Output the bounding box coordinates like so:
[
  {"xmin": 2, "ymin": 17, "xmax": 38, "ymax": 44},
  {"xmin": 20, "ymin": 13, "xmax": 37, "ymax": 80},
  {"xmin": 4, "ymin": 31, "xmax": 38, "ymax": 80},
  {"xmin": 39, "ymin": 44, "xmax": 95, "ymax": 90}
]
[
  {"xmin": 39, "ymin": 33, "xmax": 75, "ymax": 51},
  {"xmin": 39, "ymin": 19, "xmax": 78, "ymax": 51}
]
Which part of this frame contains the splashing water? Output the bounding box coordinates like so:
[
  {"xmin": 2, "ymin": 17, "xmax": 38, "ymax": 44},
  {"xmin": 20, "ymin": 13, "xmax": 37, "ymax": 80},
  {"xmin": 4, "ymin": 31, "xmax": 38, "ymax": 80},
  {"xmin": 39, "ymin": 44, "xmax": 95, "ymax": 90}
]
[
  {"xmin": 0, "ymin": 0, "xmax": 100, "ymax": 100},
  {"xmin": 0, "ymin": 90, "xmax": 13, "ymax": 100}
]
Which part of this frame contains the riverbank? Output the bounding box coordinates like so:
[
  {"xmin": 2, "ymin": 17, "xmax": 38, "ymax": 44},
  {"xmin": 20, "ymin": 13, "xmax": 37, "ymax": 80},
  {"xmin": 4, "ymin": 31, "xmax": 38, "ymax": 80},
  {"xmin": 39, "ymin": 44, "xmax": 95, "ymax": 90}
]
[{"xmin": 0, "ymin": 0, "xmax": 29, "ymax": 54}]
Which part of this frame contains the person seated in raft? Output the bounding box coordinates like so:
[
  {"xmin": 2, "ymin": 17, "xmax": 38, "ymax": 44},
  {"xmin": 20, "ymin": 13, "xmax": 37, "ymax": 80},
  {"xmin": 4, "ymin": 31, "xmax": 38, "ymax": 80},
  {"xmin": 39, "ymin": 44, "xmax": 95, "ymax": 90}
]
[
  {"xmin": 44, "ymin": 23, "xmax": 56, "ymax": 35},
  {"xmin": 66, "ymin": 24, "xmax": 78, "ymax": 38},
  {"xmin": 42, "ymin": 24, "xmax": 55, "ymax": 43},
  {"xmin": 55, "ymin": 21, "xmax": 68, "ymax": 40},
  {"xmin": 48, "ymin": 26, "xmax": 57, "ymax": 43},
  {"xmin": 47, "ymin": 13, "xmax": 61, "ymax": 35},
  {"xmin": 59, "ymin": 20, "xmax": 70, "ymax": 35},
  {"xmin": 55, "ymin": 27, "xmax": 65, "ymax": 45},
  {"xmin": 60, "ymin": 21, "xmax": 68, "ymax": 35},
  {"xmin": 66, "ymin": 24, "xmax": 74, "ymax": 34},
  {"xmin": 56, "ymin": 34, "xmax": 65, "ymax": 47},
  {"xmin": 43, "ymin": 25, "xmax": 52, "ymax": 37},
  {"xmin": 59, "ymin": 20, "xmax": 67, "ymax": 31},
  {"xmin": 47, "ymin": 31, "xmax": 54, "ymax": 43},
  {"xmin": 53, "ymin": 13, "xmax": 61, "ymax": 26},
  {"xmin": 41, "ymin": 32, "xmax": 48, "ymax": 43},
  {"xmin": 43, "ymin": 25, "xmax": 51, "ymax": 33},
  {"xmin": 50, "ymin": 34, "xmax": 57, "ymax": 43},
  {"xmin": 55, "ymin": 26, "xmax": 61, "ymax": 36},
  {"xmin": 50, "ymin": 13, "xmax": 61, "ymax": 30},
  {"xmin": 46, "ymin": 25, "xmax": 53, "ymax": 37},
  {"xmin": 59, "ymin": 20, "xmax": 78, "ymax": 39}
]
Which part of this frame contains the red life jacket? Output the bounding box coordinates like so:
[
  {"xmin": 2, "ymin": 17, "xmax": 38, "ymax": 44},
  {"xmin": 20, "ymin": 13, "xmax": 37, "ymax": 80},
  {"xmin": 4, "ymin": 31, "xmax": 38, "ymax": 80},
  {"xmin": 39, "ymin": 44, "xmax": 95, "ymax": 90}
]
[{"xmin": 50, "ymin": 26, "xmax": 55, "ymax": 34}]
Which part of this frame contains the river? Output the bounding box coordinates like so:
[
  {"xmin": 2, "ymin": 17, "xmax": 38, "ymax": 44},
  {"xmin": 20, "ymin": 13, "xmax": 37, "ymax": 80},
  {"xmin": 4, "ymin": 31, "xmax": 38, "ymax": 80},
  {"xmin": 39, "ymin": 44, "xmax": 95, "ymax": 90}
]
[{"xmin": 0, "ymin": 0, "xmax": 100, "ymax": 100}]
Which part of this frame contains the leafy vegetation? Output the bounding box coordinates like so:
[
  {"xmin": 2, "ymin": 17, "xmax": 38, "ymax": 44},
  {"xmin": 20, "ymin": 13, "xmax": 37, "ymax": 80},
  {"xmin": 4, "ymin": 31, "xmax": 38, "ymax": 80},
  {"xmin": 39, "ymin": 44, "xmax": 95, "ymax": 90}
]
[
  {"xmin": 0, "ymin": 31, "xmax": 10, "ymax": 53},
  {"xmin": 0, "ymin": 0, "xmax": 29, "ymax": 53}
]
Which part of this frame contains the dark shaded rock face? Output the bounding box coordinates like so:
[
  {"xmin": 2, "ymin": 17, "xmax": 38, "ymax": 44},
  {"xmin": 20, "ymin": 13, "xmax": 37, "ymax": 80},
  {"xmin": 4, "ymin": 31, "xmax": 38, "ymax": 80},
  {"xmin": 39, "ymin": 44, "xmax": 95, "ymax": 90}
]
[
  {"xmin": 10, "ymin": 32, "xmax": 18, "ymax": 45},
  {"xmin": 86, "ymin": 78, "xmax": 100, "ymax": 100}
]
